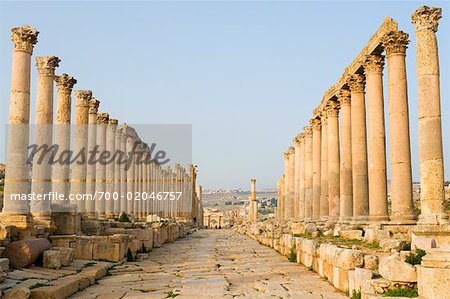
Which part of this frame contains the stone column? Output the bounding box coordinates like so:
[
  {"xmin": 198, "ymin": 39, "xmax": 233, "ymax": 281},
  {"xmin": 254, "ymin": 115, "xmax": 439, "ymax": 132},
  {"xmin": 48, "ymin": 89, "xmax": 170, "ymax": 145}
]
[
  {"xmin": 364, "ymin": 55, "xmax": 389, "ymax": 222},
  {"xmin": 119, "ymin": 129, "xmax": 127, "ymax": 215},
  {"xmin": 311, "ymin": 118, "xmax": 322, "ymax": 220},
  {"xmin": 293, "ymin": 135, "xmax": 301, "ymax": 219},
  {"xmin": 31, "ymin": 56, "xmax": 60, "ymax": 224},
  {"xmin": 95, "ymin": 112, "xmax": 109, "ymax": 219},
  {"xmin": 412, "ymin": 6, "xmax": 448, "ymax": 225},
  {"xmin": 134, "ymin": 142, "xmax": 142, "ymax": 219},
  {"xmin": 277, "ymin": 176, "xmax": 284, "ymax": 219},
  {"xmin": 327, "ymin": 100, "xmax": 340, "ymax": 221},
  {"xmin": 86, "ymin": 99, "xmax": 99, "ymax": 218},
  {"xmin": 114, "ymin": 125, "xmax": 122, "ymax": 217},
  {"xmin": 348, "ymin": 74, "xmax": 369, "ymax": 222},
  {"xmin": 105, "ymin": 118, "xmax": 117, "ymax": 219},
  {"xmin": 283, "ymin": 150, "xmax": 291, "ymax": 219},
  {"xmin": 249, "ymin": 178, "xmax": 257, "ymax": 222},
  {"xmin": 338, "ymin": 90, "xmax": 352, "ymax": 222},
  {"xmin": 381, "ymin": 31, "xmax": 415, "ymax": 223},
  {"xmin": 53, "ymin": 73, "xmax": 77, "ymax": 208},
  {"xmin": 299, "ymin": 133, "xmax": 306, "ymax": 221},
  {"xmin": 126, "ymin": 136, "xmax": 136, "ymax": 216},
  {"xmin": 288, "ymin": 146, "xmax": 295, "ymax": 219},
  {"xmin": 320, "ymin": 112, "xmax": 329, "ymax": 219},
  {"xmin": 71, "ymin": 90, "xmax": 91, "ymax": 217},
  {"xmin": 304, "ymin": 126, "xmax": 313, "ymax": 220}
]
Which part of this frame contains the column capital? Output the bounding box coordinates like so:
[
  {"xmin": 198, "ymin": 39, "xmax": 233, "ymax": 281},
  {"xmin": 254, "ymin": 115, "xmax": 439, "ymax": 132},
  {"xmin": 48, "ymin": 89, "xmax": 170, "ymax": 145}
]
[
  {"xmin": 309, "ymin": 118, "xmax": 321, "ymax": 130},
  {"xmin": 326, "ymin": 100, "xmax": 340, "ymax": 117},
  {"xmin": 363, "ymin": 54, "xmax": 385, "ymax": 74},
  {"xmin": 109, "ymin": 118, "xmax": 118, "ymax": 125},
  {"xmin": 97, "ymin": 113, "xmax": 110, "ymax": 124},
  {"xmin": 336, "ymin": 89, "xmax": 351, "ymax": 105},
  {"xmin": 36, "ymin": 56, "xmax": 60, "ymax": 76},
  {"xmin": 293, "ymin": 133, "xmax": 304, "ymax": 144},
  {"xmin": 381, "ymin": 31, "xmax": 410, "ymax": 56},
  {"xmin": 288, "ymin": 146, "xmax": 295, "ymax": 155},
  {"xmin": 283, "ymin": 150, "xmax": 290, "ymax": 159},
  {"xmin": 75, "ymin": 90, "xmax": 92, "ymax": 107},
  {"xmin": 89, "ymin": 98, "xmax": 100, "ymax": 114},
  {"xmin": 11, "ymin": 25, "xmax": 39, "ymax": 54},
  {"xmin": 347, "ymin": 74, "xmax": 365, "ymax": 93},
  {"xmin": 55, "ymin": 73, "xmax": 77, "ymax": 94},
  {"xmin": 304, "ymin": 126, "xmax": 312, "ymax": 136},
  {"xmin": 411, "ymin": 6, "xmax": 442, "ymax": 32}
]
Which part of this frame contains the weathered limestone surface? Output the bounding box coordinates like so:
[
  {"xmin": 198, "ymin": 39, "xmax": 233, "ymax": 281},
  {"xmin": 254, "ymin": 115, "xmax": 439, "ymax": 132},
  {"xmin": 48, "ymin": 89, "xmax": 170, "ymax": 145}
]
[{"xmin": 74, "ymin": 230, "xmax": 345, "ymax": 298}]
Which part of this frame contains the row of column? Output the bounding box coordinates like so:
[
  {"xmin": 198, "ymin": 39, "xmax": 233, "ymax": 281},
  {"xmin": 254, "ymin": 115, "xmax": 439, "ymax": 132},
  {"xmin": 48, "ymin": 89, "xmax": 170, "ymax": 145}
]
[
  {"xmin": 277, "ymin": 6, "xmax": 447, "ymax": 226},
  {"xmin": 1, "ymin": 25, "xmax": 204, "ymax": 236}
]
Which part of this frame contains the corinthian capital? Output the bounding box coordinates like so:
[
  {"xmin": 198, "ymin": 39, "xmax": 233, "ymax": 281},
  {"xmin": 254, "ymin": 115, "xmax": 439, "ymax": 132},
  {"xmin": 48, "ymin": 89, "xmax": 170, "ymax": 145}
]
[
  {"xmin": 411, "ymin": 6, "xmax": 442, "ymax": 32},
  {"xmin": 55, "ymin": 73, "xmax": 77, "ymax": 94},
  {"xmin": 304, "ymin": 126, "xmax": 312, "ymax": 136},
  {"xmin": 97, "ymin": 112, "xmax": 110, "ymax": 124},
  {"xmin": 75, "ymin": 90, "xmax": 92, "ymax": 107},
  {"xmin": 363, "ymin": 55, "xmax": 385, "ymax": 74},
  {"xmin": 36, "ymin": 56, "xmax": 60, "ymax": 76},
  {"xmin": 336, "ymin": 89, "xmax": 351, "ymax": 105},
  {"xmin": 327, "ymin": 100, "xmax": 340, "ymax": 117},
  {"xmin": 109, "ymin": 118, "xmax": 118, "ymax": 125},
  {"xmin": 89, "ymin": 98, "xmax": 100, "ymax": 114},
  {"xmin": 381, "ymin": 31, "xmax": 409, "ymax": 56},
  {"xmin": 288, "ymin": 146, "xmax": 295, "ymax": 155},
  {"xmin": 11, "ymin": 25, "xmax": 39, "ymax": 53},
  {"xmin": 347, "ymin": 74, "xmax": 366, "ymax": 93},
  {"xmin": 309, "ymin": 118, "xmax": 321, "ymax": 130}
]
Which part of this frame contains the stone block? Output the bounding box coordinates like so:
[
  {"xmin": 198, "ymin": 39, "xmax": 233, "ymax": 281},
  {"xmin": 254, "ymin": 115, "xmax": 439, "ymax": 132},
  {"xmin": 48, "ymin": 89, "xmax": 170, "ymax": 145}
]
[
  {"xmin": 43, "ymin": 250, "xmax": 62, "ymax": 269},
  {"xmin": 378, "ymin": 253, "xmax": 417, "ymax": 282},
  {"xmin": 74, "ymin": 237, "xmax": 93, "ymax": 260},
  {"xmin": 0, "ymin": 258, "xmax": 9, "ymax": 272},
  {"xmin": 30, "ymin": 277, "xmax": 79, "ymax": 299},
  {"xmin": 364, "ymin": 228, "xmax": 390, "ymax": 243},
  {"xmin": 333, "ymin": 266, "xmax": 349, "ymax": 291},
  {"xmin": 418, "ymin": 265, "xmax": 450, "ymax": 299},
  {"xmin": 335, "ymin": 249, "xmax": 364, "ymax": 270},
  {"xmin": 340, "ymin": 230, "xmax": 363, "ymax": 240},
  {"xmin": 3, "ymin": 286, "xmax": 30, "ymax": 299},
  {"xmin": 411, "ymin": 236, "xmax": 436, "ymax": 251},
  {"xmin": 364, "ymin": 255, "xmax": 379, "ymax": 270},
  {"xmin": 304, "ymin": 223, "xmax": 317, "ymax": 234},
  {"xmin": 302, "ymin": 239, "xmax": 318, "ymax": 256},
  {"xmin": 51, "ymin": 247, "xmax": 73, "ymax": 266},
  {"xmin": 354, "ymin": 267, "xmax": 373, "ymax": 294},
  {"xmin": 379, "ymin": 239, "xmax": 409, "ymax": 252}
]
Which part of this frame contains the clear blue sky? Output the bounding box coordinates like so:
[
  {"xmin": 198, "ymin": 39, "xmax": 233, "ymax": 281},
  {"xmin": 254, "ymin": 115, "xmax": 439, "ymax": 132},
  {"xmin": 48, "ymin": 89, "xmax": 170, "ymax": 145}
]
[{"xmin": 1, "ymin": 1, "xmax": 449, "ymax": 190}]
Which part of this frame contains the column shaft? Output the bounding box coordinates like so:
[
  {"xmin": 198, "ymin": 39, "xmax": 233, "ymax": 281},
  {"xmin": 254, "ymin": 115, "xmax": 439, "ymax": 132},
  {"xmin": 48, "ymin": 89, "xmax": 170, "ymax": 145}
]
[
  {"xmin": 105, "ymin": 119, "xmax": 117, "ymax": 219},
  {"xmin": 86, "ymin": 99, "xmax": 99, "ymax": 218},
  {"xmin": 320, "ymin": 115, "xmax": 329, "ymax": 219},
  {"xmin": 95, "ymin": 113, "xmax": 109, "ymax": 219},
  {"xmin": 304, "ymin": 126, "xmax": 313, "ymax": 220},
  {"xmin": 311, "ymin": 119, "xmax": 322, "ymax": 219},
  {"xmin": 327, "ymin": 100, "xmax": 340, "ymax": 221},
  {"xmin": 339, "ymin": 90, "xmax": 353, "ymax": 222}
]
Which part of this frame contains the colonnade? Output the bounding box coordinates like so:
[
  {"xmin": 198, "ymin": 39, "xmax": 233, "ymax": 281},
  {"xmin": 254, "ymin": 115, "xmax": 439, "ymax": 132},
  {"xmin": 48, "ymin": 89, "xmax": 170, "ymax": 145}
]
[
  {"xmin": 1, "ymin": 25, "xmax": 203, "ymax": 237},
  {"xmin": 276, "ymin": 6, "xmax": 447, "ymax": 226}
]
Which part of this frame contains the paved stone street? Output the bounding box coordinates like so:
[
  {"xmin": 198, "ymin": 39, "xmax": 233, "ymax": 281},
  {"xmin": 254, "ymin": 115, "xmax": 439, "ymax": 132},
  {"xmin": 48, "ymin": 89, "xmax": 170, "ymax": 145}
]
[{"xmin": 72, "ymin": 229, "xmax": 346, "ymax": 298}]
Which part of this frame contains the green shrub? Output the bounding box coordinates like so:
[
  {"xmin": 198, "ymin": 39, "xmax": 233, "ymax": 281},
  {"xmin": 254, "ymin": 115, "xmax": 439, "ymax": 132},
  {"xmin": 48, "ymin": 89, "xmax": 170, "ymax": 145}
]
[
  {"xmin": 405, "ymin": 248, "xmax": 426, "ymax": 265},
  {"xmin": 351, "ymin": 290, "xmax": 362, "ymax": 299},
  {"xmin": 288, "ymin": 246, "xmax": 297, "ymax": 262},
  {"xmin": 383, "ymin": 287, "xmax": 418, "ymax": 297},
  {"xmin": 127, "ymin": 248, "xmax": 135, "ymax": 262},
  {"xmin": 118, "ymin": 212, "xmax": 130, "ymax": 222}
]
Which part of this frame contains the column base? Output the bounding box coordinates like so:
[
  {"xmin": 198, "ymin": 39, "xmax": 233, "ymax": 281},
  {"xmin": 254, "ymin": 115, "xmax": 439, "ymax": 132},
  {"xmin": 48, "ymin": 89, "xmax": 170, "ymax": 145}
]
[
  {"xmin": 368, "ymin": 215, "xmax": 390, "ymax": 223},
  {"xmin": 350, "ymin": 215, "xmax": 369, "ymax": 226},
  {"xmin": 32, "ymin": 212, "xmax": 57, "ymax": 235},
  {"xmin": 389, "ymin": 214, "xmax": 417, "ymax": 225},
  {"xmin": 412, "ymin": 224, "xmax": 450, "ymax": 248},
  {"xmin": 105, "ymin": 212, "xmax": 116, "ymax": 220},
  {"xmin": 0, "ymin": 212, "xmax": 33, "ymax": 239},
  {"xmin": 418, "ymin": 213, "xmax": 449, "ymax": 226}
]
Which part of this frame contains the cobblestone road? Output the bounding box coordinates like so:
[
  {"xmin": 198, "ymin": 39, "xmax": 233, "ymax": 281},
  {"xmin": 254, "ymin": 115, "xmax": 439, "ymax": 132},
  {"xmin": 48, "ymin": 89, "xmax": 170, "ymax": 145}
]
[{"xmin": 72, "ymin": 229, "xmax": 346, "ymax": 298}]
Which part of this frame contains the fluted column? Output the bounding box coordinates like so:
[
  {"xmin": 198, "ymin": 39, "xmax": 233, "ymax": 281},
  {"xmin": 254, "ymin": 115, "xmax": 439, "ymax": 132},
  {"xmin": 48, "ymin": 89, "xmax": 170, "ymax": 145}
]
[
  {"xmin": 105, "ymin": 118, "xmax": 117, "ymax": 219},
  {"xmin": 338, "ymin": 90, "xmax": 352, "ymax": 222},
  {"xmin": 288, "ymin": 146, "xmax": 295, "ymax": 219},
  {"xmin": 2, "ymin": 26, "xmax": 38, "ymax": 234},
  {"xmin": 412, "ymin": 6, "xmax": 447, "ymax": 225},
  {"xmin": 249, "ymin": 178, "xmax": 257, "ymax": 222},
  {"xmin": 327, "ymin": 100, "xmax": 340, "ymax": 221},
  {"xmin": 31, "ymin": 56, "xmax": 60, "ymax": 223},
  {"xmin": 134, "ymin": 143, "xmax": 143, "ymax": 219},
  {"xmin": 348, "ymin": 74, "xmax": 369, "ymax": 222},
  {"xmin": 95, "ymin": 113, "xmax": 109, "ymax": 219},
  {"xmin": 304, "ymin": 126, "xmax": 313, "ymax": 220},
  {"xmin": 126, "ymin": 136, "xmax": 136, "ymax": 216},
  {"xmin": 71, "ymin": 90, "xmax": 91, "ymax": 216},
  {"xmin": 382, "ymin": 31, "xmax": 415, "ymax": 223},
  {"xmin": 364, "ymin": 55, "xmax": 389, "ymax": 222},
  {"xmin": 114, "ymin": 126, "xmax": 122, "ymax": 217},
  {"xmin": 293, "ymin": 136, "xmax": 301, "ymax": 219},
  {"xmin": 299, "ymin": 133, "xmax": 306, "ymax": 221},
  {"xmin": 118, "ymin": 127, "xmax": 128, "ymax": 214},
  {"xmin": 53, "ymin": 74, "xmax": 77, "ymax": 209},
  {"xmin": 320, "ymin": 113, "xmax": 329, "ymax": 219},
  {"xmin": 311, "ymin": 119, "xmax": 321, "ymax": 220},
  {"xmin": 86, "ymin": 99, "xmax": 99, "ymax": 218},
  {"xmin": 283, "ymin": 150, "xmax": 291, "ymax": 219}
]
